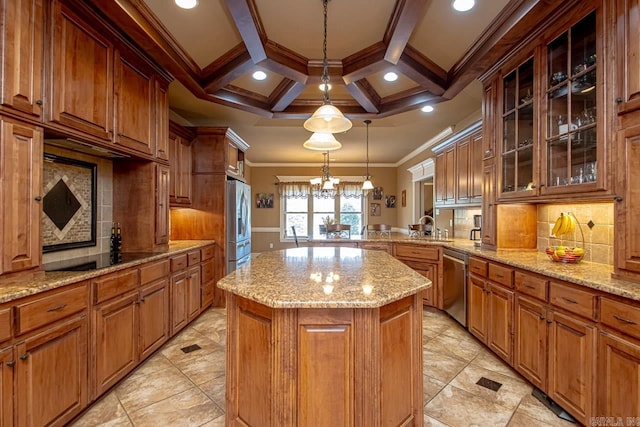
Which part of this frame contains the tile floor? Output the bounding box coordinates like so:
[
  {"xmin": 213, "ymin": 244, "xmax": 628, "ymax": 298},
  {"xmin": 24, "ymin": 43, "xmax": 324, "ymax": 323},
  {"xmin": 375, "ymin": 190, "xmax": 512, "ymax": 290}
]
[{"xmin": 71, "ymin": 307, "xmax": 575, "ymax": 427}]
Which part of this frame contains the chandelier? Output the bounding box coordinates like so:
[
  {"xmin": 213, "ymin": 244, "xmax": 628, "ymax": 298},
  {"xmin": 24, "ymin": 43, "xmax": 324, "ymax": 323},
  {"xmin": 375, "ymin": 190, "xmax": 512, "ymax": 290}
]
[
  {"xmin": 362, "ymin": 119, "xmax": 374, "ymax": 191},
  {"xmin": 303, "ymin": 0, "xmax": 352, "ymax": 140},
  {"xmin": 310, "ymin": 152, "xmax": 340, "ymax": 192}
]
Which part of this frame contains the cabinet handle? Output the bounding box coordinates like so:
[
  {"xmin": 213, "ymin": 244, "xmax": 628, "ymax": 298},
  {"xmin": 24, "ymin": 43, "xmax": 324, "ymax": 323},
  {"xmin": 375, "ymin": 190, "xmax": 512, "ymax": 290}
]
[
  {"xmin": 47, "ymin": 304, "xmax": 66, "ymax": 312},
  {"xmin": 539, "ymin": 183, "xmax": 545, "ymax": 188},
  {"xmin": 140, "ymin": 297, "xmax": 146, "ymax": 303},
  {"xmin": 20, "ymin": 354, "xmax": 29, "ymax": 361},
  {"xmin": 495, "ymin": 273, "xmax": 504, "ymax": 278},
  {"xmin": 538, "ymin": 315, "xmax": 545, "ymax": 320},
  {"xmin": 614, "ymin": 196, "xmax": 623, "ymax": 202},
  {"xmin": 158, "ymin": 149, "xmax": 166, "ymax": 153},
  {"xmin": 484, "ymin": 149, "xmax": 492, "ymax": 155},
  {"xmin": 34, "ymin": 196, "xmax": 42, "ymax": 201},
  {"xmin": 613, "ymin": 314, "xmax": 638, "ymax": 325},
  {"xmin": 524, "ymin": 284, "xmax": 536, "ymax": 289},
  {"xmin": 35, "ymin": 99, "xmax": 43, "ymax": 106},
  {"xmin": 546, "ymin": 319, "xmax": 552, "ymax": 324},
  {"xmin": 6, "ymin": 360, "xmax": 15, "ymax": 368},
  {"xmin": 561, "ymin": 296, "xmax": 578, "ymax": 304},
  {"xmin": 616, "ymin": 97, "xmax": 623, "ymax": 104}
]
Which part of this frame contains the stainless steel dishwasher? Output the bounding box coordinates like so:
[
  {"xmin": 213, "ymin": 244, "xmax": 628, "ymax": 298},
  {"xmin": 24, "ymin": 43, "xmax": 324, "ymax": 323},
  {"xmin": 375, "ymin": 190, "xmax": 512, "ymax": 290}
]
[{"xmin": 443, "ymin": 249, "xmax": 468, "ymax": 326}]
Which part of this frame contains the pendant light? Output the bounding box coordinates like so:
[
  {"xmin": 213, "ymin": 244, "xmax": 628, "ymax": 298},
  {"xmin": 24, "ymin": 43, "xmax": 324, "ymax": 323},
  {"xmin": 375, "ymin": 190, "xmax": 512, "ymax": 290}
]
[
  {"xmin": 303, "ymin": 0, "xmax": 352, "ymax": 136},
  {"xmin": 303, "ymin": 132, "xmax": 342, "ymax": 151},
  {"xmin": 362, "ymin": 120, "xmax": 374, "ymax": 191}
]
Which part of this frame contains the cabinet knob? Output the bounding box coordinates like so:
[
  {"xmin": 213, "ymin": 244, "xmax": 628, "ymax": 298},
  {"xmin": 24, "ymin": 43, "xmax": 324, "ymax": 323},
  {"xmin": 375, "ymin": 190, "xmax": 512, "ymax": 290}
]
[
  {"xmin": 35, "ymin": 99, "xmax": 43, "ymax": 106},
  {"xmin": 6, "ymin": 360, "xmax": 15, "ymax": 368},
  {"xmin": 614, "ymin": 196, "xmax": 623, "ymax": 202},
  {"xmin": 538, "ymin": 315, "xmax": 545, "ymax": 320},
  {"xmin": 546, "ymin": 319, "xmax": 552, "ymax": 324},
  {"xmin": 34, "ymin": 196, "xmax": 42, "ymax": 201},
  {"xmin": 19, "ymin": 353, "xmax": 29, "ymax": 361},
  {"xmin": 539, "ymin": 183, "xmax": 545, "ymax": 188},
  {"xmin": 616, "ymin": 97, "xmax": 623, "ymax": 104},
  {"xmin": 484, "ymin": 149, "xmax": 492, "ymax": 155}
]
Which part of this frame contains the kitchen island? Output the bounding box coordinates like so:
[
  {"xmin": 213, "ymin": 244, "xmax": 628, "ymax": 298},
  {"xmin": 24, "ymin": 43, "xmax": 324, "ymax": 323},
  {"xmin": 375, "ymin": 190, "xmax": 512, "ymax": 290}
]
[{"xmin": 217, "ymin": 246, "xmax": 431, "ymax": 427}]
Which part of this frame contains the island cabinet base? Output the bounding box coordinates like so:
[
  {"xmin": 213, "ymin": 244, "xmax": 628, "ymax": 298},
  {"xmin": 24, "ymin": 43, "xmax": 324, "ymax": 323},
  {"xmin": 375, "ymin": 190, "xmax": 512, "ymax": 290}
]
[{"xmin": 225, "ymin": 294, "xmax": 424, "ymax": 427}]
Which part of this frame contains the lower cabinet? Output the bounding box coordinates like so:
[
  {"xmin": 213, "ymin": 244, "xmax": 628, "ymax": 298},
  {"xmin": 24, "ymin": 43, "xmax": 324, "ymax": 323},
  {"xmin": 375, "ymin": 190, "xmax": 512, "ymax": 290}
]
[
  {"xmin": 1, "ymin": 346, "xmax": 12, "ymax": 427},
  {"xmin": 93, "ymin": 291, "xmax": 139, "ymax": 397},
  {"xmin": 15, "ymin": 315, "xmax": 88, "ymax": 426},
  {"xmin": 514, "ymin": 296, "xmax": 547, "ymax": 390},
  {"xmin": 393, "ymin": 244, "xmax": 442, "ymax": 308},
  {"xmin": 139, "ymin": 278, "xmax": 169, "ymax": 360}
]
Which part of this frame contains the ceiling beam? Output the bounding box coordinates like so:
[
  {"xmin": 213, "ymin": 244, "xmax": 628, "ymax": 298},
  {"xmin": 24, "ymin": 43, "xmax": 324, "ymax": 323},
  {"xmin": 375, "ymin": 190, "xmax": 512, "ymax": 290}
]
[
  {"xmin": 342, "ymin": 42, "xmax": 388, "ymax": 85},
  {"xmin": 345, "ymin": 80, "xmax": 380, "ymax": 113},
  {"xmin": 397, "ymin": 45, "xmax": 448, "ymax": 96},
  {"xmin": 270, "ymin": 79, "xmax": 307, "ymax": 112},
  {"xmin": 201, "ymin": 44, "xmax": 254, "ymax": 92},
  {"xmin": 211, "ymin": 86, "xmax": 273, "ymax": 117},
  {"xmin": 378, "ymin": 89, "xmax": 444, "ymax": 117},
  {"xmin": 383, "ymin": 0, "xmax": 429, "ymax": 64},
  {"xmin": 224, "ymin": 0, "xmax": 267, "ymax": 63},
  {"xmin": 262, "ymin": 40, "xmax": 309, "ymax": 83}
]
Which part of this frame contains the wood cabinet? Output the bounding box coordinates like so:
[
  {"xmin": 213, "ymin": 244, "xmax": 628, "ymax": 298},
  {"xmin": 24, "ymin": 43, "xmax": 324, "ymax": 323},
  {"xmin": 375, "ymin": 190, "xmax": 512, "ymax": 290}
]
[
  {"xmin": 155, "ymin": 164, "xmax": 170, "ymax": 245},
  {"xmin": 614, "ymin": 0, "xmax": 640, "ymax": 115},
  {"xmin": 467, "ymin": 274, "xmax": 488, "ymax": 342},
  {"xmin": 170, "ymin": 270, "xmax": 189, "ymax": 335},
  {"xmin": 226, "ymin": 138, "xmax": 246, "ymax": 180},
  {"xmin": 168, "ymin": 122, "xmax": 194, "ymax": 206},
  {"xmin": 155, "ymin": 81, "xmax": 169, "ymax": 161},
  {"xmin": 187, "ymin": 265, "xmax": 201, "ymax": 320},
  {"xmin": 114, "ymin": 50, "xmax": 155, "ymax": 155},
  {"xmin": 0, "ymin": 345, "xmax": 13, "ymax": 427},
  {"xmin": 433, "ymin": 122, "xmax": 483, "ymax": 207},
  {"xmin": 49, "ymin": 0, "xmax": 113, "ymax": 140},
  {"xmin": 393, "ymin": 244, "xmax": 442, "ymax": 308},
  {"xmin": 139, "ymin": 278, "xmax": 169, "ymax": 360},
  {"xmin": 514, "ymin": 296, "xmax": 547, "ymax": 390},
  {"xmin": 0, "ymin": 117, "xmax": 42, "ymax": 275},
  {"xmin": 0, "ymin": 0, "xmax": 44, "ymax": 119}
]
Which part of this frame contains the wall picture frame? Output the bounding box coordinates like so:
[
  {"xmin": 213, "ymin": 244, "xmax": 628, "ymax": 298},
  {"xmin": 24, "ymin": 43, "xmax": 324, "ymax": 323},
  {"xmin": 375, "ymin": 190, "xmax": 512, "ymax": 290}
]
[
  {"xmin": 42, "ymin": 154, "xmax": 97, "ymax": 253},
  {"xmin": 256, "ymin": 192, "xmax": 274, "ymax": 208},
  {"xmin": 370, "ymin": 203, "xmax": 381, "ymax": 216},
  {"xmin": 372, "ymin": 186, "xmax": 383, "ymax": 200},
  {"xmin": 385, "ymin": 195, "xmax": 396, "ymax": 208},
  {"xmin": 401, "ymin": 190, "xmax": 406, "ymax": 207}
]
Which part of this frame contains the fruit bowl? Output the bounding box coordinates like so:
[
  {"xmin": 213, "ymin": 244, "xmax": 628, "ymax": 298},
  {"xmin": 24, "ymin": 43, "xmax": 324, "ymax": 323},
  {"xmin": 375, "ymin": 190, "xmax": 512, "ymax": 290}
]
[{"xmin": 545, "ymin": 246, "xmax": 584, "ymax": 263}]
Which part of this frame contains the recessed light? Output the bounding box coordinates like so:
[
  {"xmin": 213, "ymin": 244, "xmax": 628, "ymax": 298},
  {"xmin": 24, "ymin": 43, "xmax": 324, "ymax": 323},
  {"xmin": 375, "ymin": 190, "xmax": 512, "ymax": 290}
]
[
  {"xmin": 319, "ymin": 83, "xmax": 332, "ymax": 91},
  {"xmin": 452, "ymin": 0, "xmax": 475, "ymax": 12},
  {"xmin": 252, "ymin": 71, "xmax": 267, "ymax": 81},
  {"xmin": 383, "ymin": 72, "xmax": 398, "ymax": 82},
  {"xmin": 175, "ymin": 0, "xmax": 198, "ymax": 9},
  {"xmin": 421, "ymin": 105, "xmax": 434, "ymax": 113}
]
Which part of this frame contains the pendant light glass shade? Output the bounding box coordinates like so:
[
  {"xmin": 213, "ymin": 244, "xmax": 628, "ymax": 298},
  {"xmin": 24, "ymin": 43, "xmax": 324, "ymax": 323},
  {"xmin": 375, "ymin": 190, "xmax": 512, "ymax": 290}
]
[
  {"xmin": 303, "ymin": 0, "xmax": 352, "ymax": 136},
  {"xmin": 362, "ymin": 179, "xmax": 374, "ymax": 190},
  {"xmin": 304, "ymin": 105, "xmax": 352, "ymax": 134},
  {"xmin": 303, "ymin": 132, "xmax": 342, "ymax": 151}
]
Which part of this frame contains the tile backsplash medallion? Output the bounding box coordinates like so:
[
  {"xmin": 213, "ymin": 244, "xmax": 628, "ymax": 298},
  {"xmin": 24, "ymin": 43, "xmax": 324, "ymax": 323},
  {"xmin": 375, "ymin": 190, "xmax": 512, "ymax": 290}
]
[
  {"xmin": 537, "ymin": 203, "xmax": 614, "ymax": 265},
  {"xmin": 42, "ymin": 145, "xmax": 113, "ymax": 264}
]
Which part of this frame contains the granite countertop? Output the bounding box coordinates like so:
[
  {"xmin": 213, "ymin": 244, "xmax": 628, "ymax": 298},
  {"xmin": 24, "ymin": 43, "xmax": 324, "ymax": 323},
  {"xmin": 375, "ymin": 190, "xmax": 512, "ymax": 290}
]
[
  {"xmin": 217, "ymin": 246, "xmax": 431, "ymax": 309},
  {"xmin": 0, "ymin": 240, "xmax": 215, "ymax": 304},
  {"xmin": 312, "ymin": 232, "xmax": 640, "ymax": 302}
]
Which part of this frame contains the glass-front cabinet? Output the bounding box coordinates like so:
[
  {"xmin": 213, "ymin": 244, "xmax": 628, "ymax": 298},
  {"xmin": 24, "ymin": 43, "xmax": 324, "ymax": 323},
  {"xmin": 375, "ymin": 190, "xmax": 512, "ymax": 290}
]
[
  {"xmin": 499, "ymin": 57, "xmax": 535, "ymax": 198},
  {"xmin": 543, "ymin": 11, "xmax": 603, "ymax": 194},
  {"xmin": 493, "ymin": 4, "xmax": 609, "ymax": 202}
]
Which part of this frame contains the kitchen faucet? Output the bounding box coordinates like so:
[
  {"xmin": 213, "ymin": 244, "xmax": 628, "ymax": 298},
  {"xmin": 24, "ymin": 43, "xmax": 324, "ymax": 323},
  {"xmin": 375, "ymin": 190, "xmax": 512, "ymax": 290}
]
[{"xmin": 418, "ymin": 215, "xmax": 435, "ymax": 236}]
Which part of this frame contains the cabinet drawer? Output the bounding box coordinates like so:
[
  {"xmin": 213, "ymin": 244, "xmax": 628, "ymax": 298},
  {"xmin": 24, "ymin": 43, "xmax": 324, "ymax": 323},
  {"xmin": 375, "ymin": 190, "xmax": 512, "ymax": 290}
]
[
  {"xmin": 549, "ymin": 281, "xmax": 596, "ymax": 320},
  {"xmin": 93, "ymin": 269, "xmax": 139, "ymax": 304},
  {"xmin": 0, "ymin": 308, "xmax": 11, "ymax": 342},
  {"xmin": 469, "ymin": 257, "xmax": 487, "ymax": 277},
  {"xmin": 140, "ymin": 259, "xmax": 170, "ymax": 285},
  {"xmin": 488, "ymin": 263, "xmax": 513, "ymax": 288},
  {"xmin": 15, "ymin": 285, "xmax": 87, "ymax": 335},
  {"xmin": 188, "ymin": 250, "xmax": 201, "ymax": 265},
  {"xmin": 201, "ymin": 245, "xmax": 215, "ymax": 261},
  {"xmin": 395, "ymin": 244, "xmax": 440, "ymax": 261},
  {"xmin": 515, "ymin": 271, "xmax": 547, "ymax": 301},
  {"xmin": 170, "ymin": 254, "xmax": 188, "ymax": 272},
  {"xmin": 201, "ymin": 259, "xmax": 214, "ymax": 283},
  {"xmin": 600, "ymin": 297, "xmax": 640, "ymax": 340}
]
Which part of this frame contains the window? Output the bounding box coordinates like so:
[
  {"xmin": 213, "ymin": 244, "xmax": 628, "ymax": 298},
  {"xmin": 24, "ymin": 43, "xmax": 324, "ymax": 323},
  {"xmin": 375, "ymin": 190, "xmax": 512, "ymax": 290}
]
[{"xmin": 281, "ymin": 181, "xmax": 364, "ymax": 239}]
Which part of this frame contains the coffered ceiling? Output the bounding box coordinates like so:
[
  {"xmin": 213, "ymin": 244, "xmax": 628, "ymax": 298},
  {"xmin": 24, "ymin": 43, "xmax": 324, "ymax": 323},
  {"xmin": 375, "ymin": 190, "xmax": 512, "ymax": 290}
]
[{"xmin": 89, "ymin": 0, "xmax": 564, "ymax": 164}]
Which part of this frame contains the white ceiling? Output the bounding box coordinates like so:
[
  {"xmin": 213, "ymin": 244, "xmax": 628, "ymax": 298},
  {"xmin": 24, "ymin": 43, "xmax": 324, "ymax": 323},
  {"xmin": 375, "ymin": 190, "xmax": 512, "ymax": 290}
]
[{"xmin": 143, "ymin": 0, "xmax": 511, "ymax": 165}]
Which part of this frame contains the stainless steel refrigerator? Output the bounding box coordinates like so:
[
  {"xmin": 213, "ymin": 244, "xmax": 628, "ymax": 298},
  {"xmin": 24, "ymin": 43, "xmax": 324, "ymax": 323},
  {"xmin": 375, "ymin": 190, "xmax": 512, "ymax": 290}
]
[{"xmin": 226, "ymin": 180, "xmax": 251, "ymax": 273}]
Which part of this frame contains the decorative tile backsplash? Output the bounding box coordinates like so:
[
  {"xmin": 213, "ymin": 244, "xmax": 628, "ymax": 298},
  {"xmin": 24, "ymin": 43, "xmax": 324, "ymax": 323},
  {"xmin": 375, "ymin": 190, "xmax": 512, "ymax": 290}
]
[
  {"xmin": 537, "ymin": 203, "xmax": 614, "ymax": 265},
  {"xmin": 453, "ymin": 207, "xmax": 482, "ymax": 240}
]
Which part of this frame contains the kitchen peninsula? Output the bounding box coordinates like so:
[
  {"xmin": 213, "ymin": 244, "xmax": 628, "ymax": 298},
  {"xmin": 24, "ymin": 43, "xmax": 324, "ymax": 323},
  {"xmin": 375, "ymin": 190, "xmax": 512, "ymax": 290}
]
[{"xmin": 218, "ymin": 247, "xmax": 430, "ymax": 426}]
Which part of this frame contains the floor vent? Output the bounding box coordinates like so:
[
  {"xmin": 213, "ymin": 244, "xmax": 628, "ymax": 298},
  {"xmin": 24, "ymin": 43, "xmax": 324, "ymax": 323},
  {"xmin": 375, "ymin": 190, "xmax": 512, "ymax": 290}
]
[
  {"xmin": 180, "ymin": 344, "xmax": 202, "ymax": 353},
  {"xmin": 476, "ymin": 377, "xmax": 502, "ymax": 392}
]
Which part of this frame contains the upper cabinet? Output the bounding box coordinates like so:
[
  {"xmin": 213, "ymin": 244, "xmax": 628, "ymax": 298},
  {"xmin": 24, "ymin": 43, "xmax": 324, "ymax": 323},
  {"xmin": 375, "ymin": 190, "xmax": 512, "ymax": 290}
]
[
  {"xmin": 169, "ymin": 122, "xmax": 194, "ymax": 207},
  {"xmin": 433, "ymin": 122, "xmax": 483, "ymax": 207},
  {"xmin": 614, "ymin": 0, "xmax": 640, "ymax": 115},
  {"xmin": 482, "ymin": 1, "xmax": 612, "ymax": 203},
  {"xmin": 0, "ymin": 0, "xmax": 44, "ymax": 119}
]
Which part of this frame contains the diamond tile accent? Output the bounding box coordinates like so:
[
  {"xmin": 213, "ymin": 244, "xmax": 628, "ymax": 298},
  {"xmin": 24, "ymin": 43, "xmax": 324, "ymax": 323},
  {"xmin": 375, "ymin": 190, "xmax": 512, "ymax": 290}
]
[{"xmin": 43, "ymin": 179, "xmax": 81, "ymax": 231}]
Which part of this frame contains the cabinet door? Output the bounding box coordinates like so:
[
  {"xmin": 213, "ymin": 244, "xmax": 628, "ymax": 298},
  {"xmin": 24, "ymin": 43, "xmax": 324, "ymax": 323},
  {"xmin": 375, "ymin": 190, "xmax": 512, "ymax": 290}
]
[
  {"xmin": 616, "ymin": 120, "xmax": 640, "ymax": 275},
  {"xmin": 416, "ymin": 264, "xmax": 437, "ymax": 307},
  {"xmin": 548, "ymin": 310, "xmax": 596, "ymax": 425},
  {"xmin": 598, "ymin": 330, "xmax": 640, "ymax": 420},
  {"xmin": 487, "ymin": 283, "xmax": 513, "ymax": 364},
  {"xmin": 187, "ymin": 265, "xmax": 201, "ymax": 320},
  {"xmin": 470, "ymin": 132, "xmax": 483, "ymax": 202},
  {"xmin": 16, "ymin": 315, "xmax": 88, "ymax": 427},
  {"xmin": 0, "ymin": 0, "xmax": 43, "ymax": 118},
  {"xmin": 0, "ymin": 119, "xmax": 42, "ymax": 274},
  {"xmin": 481, "ymin": 160, "xmax": 496, "ymax": 247},
  {"xmin": 171, "ymin": 271, "xmax": 189, "ymax": 335},
  {"xmin": 156, "ymin": 80, "xmax": 169, "ymax": 161},
  {"xmin": 615, "ymin": 0, "xmax": 640, "ymax": 114},
  {"xmin": 155, "ymin": 164, "xmax": 169, "ymax": 245},
  {"xmin": 444, "ymin": 146, "xmax": 456, "ymax": 203},
  {"xmin": 455, "ymin": 138, "xmax": 470, "ymax": 203},
  {"xmin": 93, "ymin": 292, "xmax": 138, "ymax": 397},
  {"xmin": 50, "ymin": 0, "xmax": 113, "ymax": 140},
  {"xmin": 114, "ymin": 50, "xmax": 155, "ymax": 155},
  {"xmin": 482, "ymin": 80, "xmax": 497, "ymax": 159},
  {"xmin": 169, "ymin": 134, "xmax": 179, "ymax": 203},
  {"xmin": 139, "ymin": 278, "xmax": 169, "ymax": 360},
  {"xmin": 434, "ymin": 151, "xmax": 445, "ymax": 205},
  {"xmin": 0, "ymin": 346, "xmax": 14, "ymax": 427},
  {"xmin": 514, "ymin": 296, "xmax": 547, "ymax": 390},
  {"xmin": 467, "ymin": 275, "xmax": 488, "ymax": 343},
  {"xmin": 178, "ymin": 140, "xmax": 192, "ymax": 204},
  {"xmin": 226, "ymin": 141, "xmax": 239, "ymax": 176}
]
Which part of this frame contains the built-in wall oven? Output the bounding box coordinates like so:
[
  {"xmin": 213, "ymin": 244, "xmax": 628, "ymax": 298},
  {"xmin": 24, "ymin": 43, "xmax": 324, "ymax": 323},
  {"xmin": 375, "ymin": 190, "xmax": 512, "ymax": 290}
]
[{"xmin": 443, "ymin": 248, "xmax": 468, "ymax": 326}]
